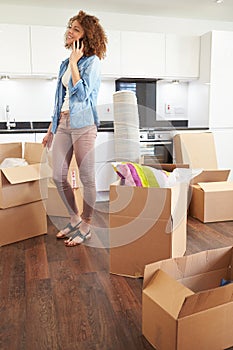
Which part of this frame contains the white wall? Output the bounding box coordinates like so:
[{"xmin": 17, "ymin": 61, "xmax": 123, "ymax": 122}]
[
  {"xmin": 156, "ymin": 80, "xmax": 188, "ymax": 121},
  {"xmin": 0, "ymin": 78, "xmax": 116, "ymax": 122},
  {"xmin": 0, "ymin": 78, "xmax": 57, "ymax": 121}
]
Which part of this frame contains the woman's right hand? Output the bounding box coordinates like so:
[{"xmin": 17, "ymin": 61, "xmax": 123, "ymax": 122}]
[{"xmin": 42, "ymin": 131, "xmax": 53, "ymax": 150}]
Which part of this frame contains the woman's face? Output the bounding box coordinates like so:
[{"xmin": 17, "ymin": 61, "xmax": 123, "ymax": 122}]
[{"xmin": 66, "ymin": 19, "xmax": 85, "ymax": 48}]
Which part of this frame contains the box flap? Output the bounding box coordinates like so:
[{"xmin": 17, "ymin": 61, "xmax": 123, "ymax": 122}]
[
  {"xmin": 1, "ymin": 163, "xmax": 50, "ymax": 184},
  {"xmin": 0, "ymin": 143, "xmax": 22, "ymax": 164},
  {"xmin": 191, "ymin": 169, "xmax": 230, "ymax": 184},
  {"xmin": 173, "ymin": 132, "xmax": 218, "ymax": 169},
  {"xmin": 144, "ymin": 247, "xmax": 233, "ymax": 288},
  {"xmin": 197, "ymin": 181, "xmax": 233, "ymax": 192},
  {"xmin": 143, "ymin": 269, "xmax": 193, "ymax": 319},
  {"xmin": 179, "ymin": 283, "xmax": 233, "ymax": 318},
  {"xmin": 24, "ymin": 142, "xmax": 47, "ymax": 164}
]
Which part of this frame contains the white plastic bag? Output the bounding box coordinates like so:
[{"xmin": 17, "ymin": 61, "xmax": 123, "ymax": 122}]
[{"xmin": 0, "ymin": 158, "xmax": 28, "ymax": 169}]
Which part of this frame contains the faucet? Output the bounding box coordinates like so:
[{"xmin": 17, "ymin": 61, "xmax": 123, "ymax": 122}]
[{"xmin": 6, "ymin": 105, "xmax": 16, "ymax": 130}]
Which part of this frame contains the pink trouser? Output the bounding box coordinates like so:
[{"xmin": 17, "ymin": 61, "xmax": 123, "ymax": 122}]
[{"xmin": 52, "ymin": 112, "xmax": 97, "ymax": 223}]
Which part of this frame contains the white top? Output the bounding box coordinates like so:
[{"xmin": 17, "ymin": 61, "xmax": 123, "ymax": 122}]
[{"xmin": 61, "ymin": 63, "xmax": 71, "ymax": 112}]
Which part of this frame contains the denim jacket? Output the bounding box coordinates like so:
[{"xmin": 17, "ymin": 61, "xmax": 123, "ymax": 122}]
[{"xmin": 51, "ymin": 55, "xmax": 101, "ymax": 134}]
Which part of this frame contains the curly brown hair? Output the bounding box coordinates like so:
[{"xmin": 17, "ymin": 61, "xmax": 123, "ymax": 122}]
[{"xmin": 65, "ymin": 10, "xmax": 107, "ymax": 60}]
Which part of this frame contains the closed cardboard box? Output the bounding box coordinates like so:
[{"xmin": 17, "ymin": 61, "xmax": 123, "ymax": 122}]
[
  {"xmin": 142, "ymin": 246, "xmax": 233, "ymax": 350},
  {"xmin": 109, "ymin": 177, "xmax": 188, "ymax": 278},
  {"xmin": 0, "ymin": 200, "xmax": 47, "ymax": 246}
]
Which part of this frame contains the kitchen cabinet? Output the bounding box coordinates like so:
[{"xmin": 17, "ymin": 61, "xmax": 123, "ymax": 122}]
[
  {"xmin": 165, "ymin": 34, "xmax": 200, "ymax": 78},
  {"xmin": 121, "ymin": 31, "xmax": 165, "ymax": 78},
  {"xmin": 0, "ymin": 24, "xmax": 31, "ymax": 74},
  {"xmin": 101, "ymin": 30, "xmax": 121, "ymax": 77},
  {"xmin": 34, "ymin": 132, "xmax": 47, "ymax": 143},
  {"xmin": 211, "ymin": 129, "xmax": 233, "ymax": 181},
  {"xmin": 95, "ymin": 132, "xmax": 116, "ymax": 191},
  {"xmin": 200, "ymin": 30, "xmax": 233, "ymax": 128},
  {"xmin": 0, "ymin": 133, "xmax": 35, "ymax": 143},
  {"xmin": 30, "ymin": 25, "xmax": 68, "ymax": 75}
]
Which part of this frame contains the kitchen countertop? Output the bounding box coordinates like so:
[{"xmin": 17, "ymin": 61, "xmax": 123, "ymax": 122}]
[{"xmin": 0, "ymin": 120, "xmax": 209, "ymax": 133}]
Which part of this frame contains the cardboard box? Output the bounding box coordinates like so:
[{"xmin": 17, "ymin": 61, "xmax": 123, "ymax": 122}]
[
  {"xmin": 142, "ymin": 246, "xmax": 233, "ymax": 350},
  {"xmin": 46, "ymin": 186, "xmax": 83, "ymax": 217},
  {"xmin": 0, "ymin": 142, "xmax": 50, "ymax": 208},
  {"xmin": 0, "ymin": 200, "xmax": 47, "ymax": 246},
  {"xmin": 189, "ymin": 181, "xmax": 233, "ymax": 222},
  {"xmin": 109, "ymin": 165, "xmax": 188, "ymax": 277},
  {"xmin": 173, "ymin": 132, "xmax": 218, "ymax": 169},
  {"xmin": 46, "ymin": 152, "xmax": 83, "ymax": 217},
  {"xmin": 173, "ymin": 133, "xmax": 233, "ymax": 222}
]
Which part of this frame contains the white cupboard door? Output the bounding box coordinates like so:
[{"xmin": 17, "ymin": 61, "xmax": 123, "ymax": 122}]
[
  {"xmin": 95, "ymin": 132, "xmax": 115, "ymax": 162},
  {"xmin": 34, "ymin": 133, "xmax": 47, "ymax": 143},
  {"xmin": 209, "ymin": 31, "xmax": 233, "ymax": 128},
  {"xmin": 165, "ymin": 34, "xmax": 200, "ymax": 78},
  {"xmin": 0, "ymin": 24, "xmax": 31, "ymax": 74},
  {"xmin": 101, "ymin": 30, "xmax": 121, "ymax": 77},
  {"xmin": 0, "ymin": 133, "xmax": 35, "ymax": 143},
  {"xmin": 30, "ymin": 26, "xmax": 68, "ymax": 75},
  {"xmin": 121, "ymin": 31, "xmax": 165, "ymax": 78},
  {"xmin": 199, "ymin": 32, "xmax": 212, "ymax": 84},
  {"xmin": 95, "ymin": 162, "xmax": 117, "ymax": 192},
  {"xmin": 212, "ymin": 129, "xmax": 233, "ymax": 181}
]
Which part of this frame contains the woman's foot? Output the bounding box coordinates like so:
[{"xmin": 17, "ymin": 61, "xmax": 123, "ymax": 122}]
[
  {"xmin": 64, "ymin": 229, "xmax": 91, "ymax": 247},
  {"xmin": 64, "ymin": 222, "xmax": 91, "ymax": 246},
  {"xmin": 56, "ymin": 219, "xmax": 82, "ymax": 239}
]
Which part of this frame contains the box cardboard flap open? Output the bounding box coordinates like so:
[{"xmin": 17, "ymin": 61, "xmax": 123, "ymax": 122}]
[
  {"xmin": 1, "ymin": 163, "xmax": 50, "ymax": 184},
  {"xmin": 144, "ymin": 247, "xmax": 233, "ymax": 288},
  {"xmin": 24, "ymin": 142, "xmax": 46, "ymax": 164},
  {"xmin": 144, "ymin": 269, "xmax": 194, "ymax": 318},
  {"xmin": 0, "ymin": 143, "xmax": 22, "ymax": 163},
  {"xmin": 196, "ymin": 181, "xmax": 233, "ymax": 192},
  {"xmin": 192, "ymin": 169, "xmax": 230, "ymax": 184},
  {"xmin": 173, "ymin": 132, "xmax": 218, "ymax": 168},
  {"xmin": 179, "ymin": 283, "xmax": 233, "ymax": 318}
]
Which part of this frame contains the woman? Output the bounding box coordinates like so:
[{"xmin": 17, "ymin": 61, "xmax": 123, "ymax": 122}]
[{"xmin": 42, "ymin": 10, "xmax": 107, "ymax": 247}]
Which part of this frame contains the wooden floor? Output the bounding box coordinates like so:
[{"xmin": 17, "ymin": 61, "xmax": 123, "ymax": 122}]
[{"xmin": 1, "ymin": 201, "xmax": 233, "ymax": 350}]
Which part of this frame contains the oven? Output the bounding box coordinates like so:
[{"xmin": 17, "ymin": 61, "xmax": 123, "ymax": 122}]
[{"xmin": 139, "ymin": 130, "xmax": 173, "ymax": 164}]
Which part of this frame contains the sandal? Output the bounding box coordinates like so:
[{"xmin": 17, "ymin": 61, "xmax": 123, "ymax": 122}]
[
  {"xmin": 64, "ymin": 229, "xmax": 91, "ymax": 247},
  {"xmin": 56, "ymin": 220, "xmax": 82, "ymax": 239}
]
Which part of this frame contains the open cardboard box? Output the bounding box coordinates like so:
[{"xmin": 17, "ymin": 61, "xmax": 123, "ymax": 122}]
[
  {"xmin": 109, "ymin": 164, "xmax": 189, "ymax": 278},
  {"xmin": 0, "ymin": 142, "xmax": 50, "ymax": 208},
  {"xmin": 173, "ymin": 132, "xmax": 233, "ymax": 222},
  {"xmin": 0, "ymin": 142, "xmax": 49, "ymax": 246},
  {"xmin": 142, "ymin": 246, "xmax": 233, "ymax": 350}
]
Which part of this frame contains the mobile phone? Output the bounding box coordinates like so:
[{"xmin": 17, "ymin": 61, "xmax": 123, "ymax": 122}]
[{"xmin": 75, "ymin": 39, "xmax": 83, "ymax": 49}]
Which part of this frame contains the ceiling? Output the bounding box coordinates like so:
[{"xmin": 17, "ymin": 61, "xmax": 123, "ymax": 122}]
[{"xmin": 2, "ymin": 0, "xmax": 233, "ymax": 22}]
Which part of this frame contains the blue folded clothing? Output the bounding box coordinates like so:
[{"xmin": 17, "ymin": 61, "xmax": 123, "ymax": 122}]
[{"xmin": 220, "ymin": 278, "xmax": 233, "ymax": 286}]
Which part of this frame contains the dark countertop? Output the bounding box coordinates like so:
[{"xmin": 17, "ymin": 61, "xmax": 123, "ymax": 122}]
[
  {"xmin": 0, "ymin": 120, "xmax": 209, "ymax": 134},
  {"xmin": 0, "ymin": 121, "xmax": 50, "ymax": 133}
]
